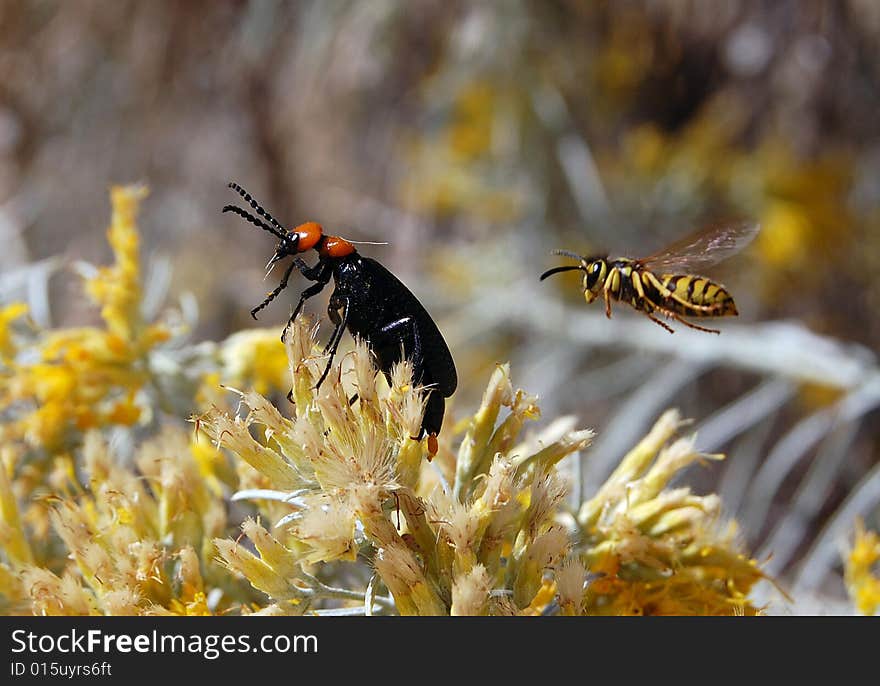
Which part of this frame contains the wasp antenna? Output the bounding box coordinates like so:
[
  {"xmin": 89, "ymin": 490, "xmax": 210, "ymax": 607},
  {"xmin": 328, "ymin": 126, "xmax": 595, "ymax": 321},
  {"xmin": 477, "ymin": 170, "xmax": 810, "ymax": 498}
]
[
  {"xmin": 550, "ymin": 249, "xmax": 587, "ymax": 261},
  {"xmin": 539, "ymin": 265, "xmax": 584, "ymax": 281},
  {"xmin": 227, "ymin": 182, "xmax": 285, "ymax": 233},
  {"xmin": 222, "ymin": 204, "xmax": 286, "ymax": 239}
]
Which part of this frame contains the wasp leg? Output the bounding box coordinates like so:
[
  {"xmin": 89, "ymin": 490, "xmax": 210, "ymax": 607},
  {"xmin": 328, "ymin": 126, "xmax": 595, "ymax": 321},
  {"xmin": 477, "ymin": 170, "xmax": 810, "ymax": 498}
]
[
  {"xmin": 631, "ymin": 270, "xmax": 647, "ymax": 299},
  {"xmin": 667, "ymin": 311, "xmax": 721, "ymax": 334},
  {"xmin": 652, "ymin": 305, "xmax": 721, "ymax": 334},
  {"xmin": 643, "ymin": 309, "xmax": 675, "ymax": 333},
  {"xmin": 251, "ymin": 259, "xmax": 297, "ymax": 320},
  {"xmin": 603, "ymin": 286, "xmax": 613, "ymax": 318},
  {"xmin": 314, "ymin": 295, "xmax": 350, "ymax": 390}
]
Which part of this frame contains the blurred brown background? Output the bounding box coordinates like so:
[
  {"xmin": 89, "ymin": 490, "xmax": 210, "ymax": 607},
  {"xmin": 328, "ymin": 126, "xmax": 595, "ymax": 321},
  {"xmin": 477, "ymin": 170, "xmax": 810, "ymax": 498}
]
[{"xmin": 2, "ymin": 0, "xmax": 879, "ymax": 610}]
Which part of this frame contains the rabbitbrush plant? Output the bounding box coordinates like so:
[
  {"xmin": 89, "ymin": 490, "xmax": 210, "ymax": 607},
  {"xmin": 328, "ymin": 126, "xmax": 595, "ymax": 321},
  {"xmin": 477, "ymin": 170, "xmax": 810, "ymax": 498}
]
[{"xmin": 0, "ymin": 185, "xmax": 782, "ymax": 615}]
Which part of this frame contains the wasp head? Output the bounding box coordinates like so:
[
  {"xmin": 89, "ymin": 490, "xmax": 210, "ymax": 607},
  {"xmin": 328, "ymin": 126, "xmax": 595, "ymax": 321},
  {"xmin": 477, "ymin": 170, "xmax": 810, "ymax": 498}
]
[
  {"xmin": 580, "ymin": 258, "xmax": 607, "ymax": 303},
  {"xmin": 540, "ymin": 251, "xmax": 608, "ymax": 303}
]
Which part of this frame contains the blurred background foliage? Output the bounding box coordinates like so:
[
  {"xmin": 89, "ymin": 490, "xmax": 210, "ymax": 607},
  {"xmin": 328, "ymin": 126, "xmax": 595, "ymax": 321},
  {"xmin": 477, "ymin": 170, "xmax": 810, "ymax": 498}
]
[{"xmin": 1, "ymin": 0, "xmax": 879, "ymax": 612}]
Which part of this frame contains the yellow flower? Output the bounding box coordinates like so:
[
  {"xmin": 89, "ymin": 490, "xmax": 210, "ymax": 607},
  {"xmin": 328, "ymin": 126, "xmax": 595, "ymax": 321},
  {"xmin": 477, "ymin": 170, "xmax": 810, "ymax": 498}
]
[
  {"xmin": 578, "ymin": 410, "xmax": 767, "ymax": 615},
  {"xmin": 1, "ymin": 187, "xmax": 171, "ymax": 453},
  {"xmin": 218, "ymin": 329, "xmax": 290, "ymax": 397},
  {"xmin": 845, "ymin": 519, "xmax": 880, "ymax": 616},
  {"xmin": 84, "ymin": 185, "xmax": 148, "ymax": 341},
  {"xmin": 0, "ymin": 302, "xmax": 28, "ymax": 363}
]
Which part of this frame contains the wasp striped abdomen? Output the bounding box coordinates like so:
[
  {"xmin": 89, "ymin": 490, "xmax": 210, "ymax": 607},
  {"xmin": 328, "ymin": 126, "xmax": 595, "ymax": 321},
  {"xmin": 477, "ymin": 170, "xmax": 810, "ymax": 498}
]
[{"xmin": 645, "ymin": 273, "xmax": 738, "ymax": 317}]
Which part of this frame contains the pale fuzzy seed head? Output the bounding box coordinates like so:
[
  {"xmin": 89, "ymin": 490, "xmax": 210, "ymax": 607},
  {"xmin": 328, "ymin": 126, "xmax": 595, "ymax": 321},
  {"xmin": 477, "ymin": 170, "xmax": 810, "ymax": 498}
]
[
  {"xmin": 388, "ymin": 358, "xmax": 415, "ymax": 393},
  {"xmin": 292, "ymin": 414, "xmax": 326, "ymax": 460},
  {"xmin": 524, "ymin": 525, "xmax": 570, "ymax": 572},
  {"xmin": 24, "ymin": 568, "xmax": 94, "ymax": 616},
  {"xmin": 240, "ymin": 517, "xmax": 267, "ymax": 543},
  {"xmin": 316, "ymin": 380, "xmax": 359, "ymax": 448},
  {"xmin": 102, "ymin": 588, "xmax": 143, "ymax": 615},
  {"xmin": 129, "ymin": 541, "xmax": 166, "ymax": 585},
  {"xmin": 351, "ymin": 340, "xmax": 379, "ymax": 406},
  {"xmin": 603, "ymin": 517, "xmax": 676, "ymax": 571},
  {"xmin": 373, "ymin": 542, "xmax": 424, "ymax": 589},
  {"xmin": 556, "ymin": 556, "xmax": 587, "ymax": 609},
  {"xmin": 239, "ymin": 518, "xmax": 300, "ymax": 580},
  {"xmin": 176, "ymin": 546, "xmax": 204, "ymax": 595},
  {"xmin": 81, "ymin": 542, "xmax": 114, "ymax": 583},
  {"xmin": 200, "ymin": 410, "xmax": 302, "ymax": 490},
  {"xmin": 285, "ymin": 495, "xmax": 358, "ymax": 563},
  {"xmin": 451, "ymin": 564, "xmax": 492, "ymax": 616},
  {"xmin": 315, "ymin": 428, "xmax": 397, "ymax": 498},
  {"xmin": 138, "ymin": 430, "xmax": 210, "ymax": 512},
  {"xmin": 241, "ymin": 390, "xmax": 294, "ymax": 442},
  {"xmin": 22, "ymin": 568, "xmax": 62, "ymax": 615},
  {"xmin": 284, "ymin": 315, "xmax": 320, "ymax": 373},
  {"xmin": 396, "ymin": 384, "xmax": 429, "ymax": 440},
  {"xmin": 437, "ymin": 498, "xmax": 481, "ymax": 553},
  {"xmin": 383, "ymin": 359, "xmax": 426, "ymax": 439},
  {"xmin": 82, "ymin": 430, "xmax": 112, "ymax": 481},
  {"xmin": 526, "ymin": 467, "xmax": 568, "ymax": 539},
  {"xmin": 477, "ymin": 455, "xmax": 516, "ymax": 511}
]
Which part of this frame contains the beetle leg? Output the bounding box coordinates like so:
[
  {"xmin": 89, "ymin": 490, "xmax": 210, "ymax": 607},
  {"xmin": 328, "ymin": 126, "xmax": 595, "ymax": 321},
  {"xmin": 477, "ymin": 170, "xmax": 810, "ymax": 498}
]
[
  {"xmin": 294, "ymin": 258, "xmax": 325, "ymax": 282},
  {"xmin": 280, "ymin": 262, "xmax": 334, "ymax": 341},
  {"xmin": 281, "ymin": 278, "xmax": 328, "ymax": 342},
  {"xmin": 251, "ymin": 259, "xmax": 297, "ymax": 320},
  {"xmin": 314, "ymin": 296, "xmax": 349, "ymax": 390}
]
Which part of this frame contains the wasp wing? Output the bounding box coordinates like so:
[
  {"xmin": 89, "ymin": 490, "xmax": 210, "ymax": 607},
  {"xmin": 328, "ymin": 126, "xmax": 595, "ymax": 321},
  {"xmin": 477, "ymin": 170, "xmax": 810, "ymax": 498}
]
[{"xmin": 636, "ymin": 220, "xmax": 760, "ymax": 273}]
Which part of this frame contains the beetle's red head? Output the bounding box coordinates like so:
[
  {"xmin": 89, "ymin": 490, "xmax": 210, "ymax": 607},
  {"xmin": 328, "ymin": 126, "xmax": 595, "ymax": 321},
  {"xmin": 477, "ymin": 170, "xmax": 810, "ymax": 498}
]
[{"xmin": 269, "ymin": 221, "xmax": 324, "ymax": 264}]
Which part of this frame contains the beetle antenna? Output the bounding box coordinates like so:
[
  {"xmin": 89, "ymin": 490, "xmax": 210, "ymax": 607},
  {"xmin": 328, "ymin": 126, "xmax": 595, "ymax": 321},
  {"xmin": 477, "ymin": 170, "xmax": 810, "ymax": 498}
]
[
  {"xmin": 222, "ymin": 204, "xmax": 286, "ymax": 240},
  {"xmin": 228, "ymin": 182, "xmax": 285, "ymax": 233}
]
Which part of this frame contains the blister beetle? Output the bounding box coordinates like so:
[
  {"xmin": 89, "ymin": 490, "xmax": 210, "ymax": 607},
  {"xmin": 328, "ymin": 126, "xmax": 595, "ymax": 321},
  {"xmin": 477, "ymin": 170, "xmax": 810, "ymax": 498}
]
[{"xmin": 223, "ymin": 182, "xmax": 457, "ymax": 453}]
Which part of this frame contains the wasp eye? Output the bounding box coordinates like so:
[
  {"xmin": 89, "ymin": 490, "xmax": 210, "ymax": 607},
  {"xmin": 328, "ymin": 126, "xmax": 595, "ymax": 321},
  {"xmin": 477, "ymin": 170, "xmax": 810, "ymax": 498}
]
[{"xmin": 585, "ymin": 261, "xmax": 603, "ymax": 289}]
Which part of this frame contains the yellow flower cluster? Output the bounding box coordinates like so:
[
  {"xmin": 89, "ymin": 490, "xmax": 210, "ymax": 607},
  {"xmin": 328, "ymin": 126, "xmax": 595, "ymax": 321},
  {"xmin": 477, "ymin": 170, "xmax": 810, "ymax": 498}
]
[
  {"xmin": 0, "ymin": 428, "xmax": 264, "ymax": 616},
  {"xmin": 1, "ymin": 186, "xmax": 169, "ymax": 452},
  {"xmin": 196, "ymin": 316, "xmax": 769, "ymax": 615},
  {"xmin": 578, "ymin": 410, "xmax": 767, "ymax": 615},
  {"xmin": 845, "ymin": 519, "xmax": 880, "ymax": 616}
]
